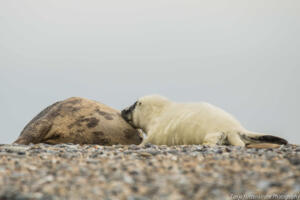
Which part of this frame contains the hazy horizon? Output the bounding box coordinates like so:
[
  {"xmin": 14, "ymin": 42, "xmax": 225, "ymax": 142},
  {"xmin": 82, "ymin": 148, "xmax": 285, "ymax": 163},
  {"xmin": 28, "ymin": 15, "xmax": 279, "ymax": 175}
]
[{"xmin": 1, "ymin": 0, "xmax": 299, "ymax": 144}]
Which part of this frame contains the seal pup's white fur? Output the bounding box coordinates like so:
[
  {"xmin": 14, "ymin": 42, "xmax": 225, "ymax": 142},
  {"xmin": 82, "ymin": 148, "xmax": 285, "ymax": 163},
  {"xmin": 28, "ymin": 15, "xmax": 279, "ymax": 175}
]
[{"xmin": 121, "ymin": 95, "xmax": 288, "ymax": 147}]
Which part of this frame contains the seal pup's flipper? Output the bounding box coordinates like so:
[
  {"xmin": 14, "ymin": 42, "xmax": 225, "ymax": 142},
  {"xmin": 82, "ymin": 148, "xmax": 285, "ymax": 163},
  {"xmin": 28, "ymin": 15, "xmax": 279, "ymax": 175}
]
[
  {"xmin": 227, "ymin": 132, "xmax": 246, "ymax": 147},
  {"xmin": 203, "ymin": 132, "xmax": 230, "ymax": 146},
  {"xmin": 240, "ymin": 132, "xmax": 288, "ymax": 146}
]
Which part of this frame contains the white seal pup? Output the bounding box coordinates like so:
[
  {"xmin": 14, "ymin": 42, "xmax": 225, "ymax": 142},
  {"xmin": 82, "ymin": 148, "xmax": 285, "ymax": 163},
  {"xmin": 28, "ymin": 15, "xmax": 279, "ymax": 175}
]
[{"xmin": 121, "ymin": 95, "xmax": 288, "ymax": 147}]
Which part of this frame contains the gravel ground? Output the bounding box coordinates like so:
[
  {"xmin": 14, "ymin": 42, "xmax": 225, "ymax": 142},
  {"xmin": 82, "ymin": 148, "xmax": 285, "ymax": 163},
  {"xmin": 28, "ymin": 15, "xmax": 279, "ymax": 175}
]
[{"xmin": 0, "ymin": 143, "xmax": 300, "ymax": 200}]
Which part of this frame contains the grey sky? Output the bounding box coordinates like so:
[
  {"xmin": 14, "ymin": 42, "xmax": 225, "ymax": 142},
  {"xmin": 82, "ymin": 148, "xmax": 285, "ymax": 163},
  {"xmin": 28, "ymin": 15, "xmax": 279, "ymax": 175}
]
[{"xmin": 0, "ymin": 0, "xmax": 299, "ymax": 144}]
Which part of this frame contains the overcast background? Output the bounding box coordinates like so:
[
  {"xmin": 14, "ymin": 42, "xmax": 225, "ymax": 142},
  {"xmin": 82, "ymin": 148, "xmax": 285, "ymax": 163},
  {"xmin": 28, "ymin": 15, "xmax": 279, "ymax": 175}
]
[{"xmin": 1, "ymin": 0, "xmax": 299, "ymax": 144}]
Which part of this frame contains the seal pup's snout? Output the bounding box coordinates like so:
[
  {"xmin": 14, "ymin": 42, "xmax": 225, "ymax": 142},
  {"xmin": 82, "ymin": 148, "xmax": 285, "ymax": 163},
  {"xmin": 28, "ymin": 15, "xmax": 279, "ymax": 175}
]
[
  {"xmin": 121, "ymin": 101, "xmax": 137, "ymax": 125},
  {"xmin": 121, "ymin": 107, "xmax": 131, "ymax": 122}
]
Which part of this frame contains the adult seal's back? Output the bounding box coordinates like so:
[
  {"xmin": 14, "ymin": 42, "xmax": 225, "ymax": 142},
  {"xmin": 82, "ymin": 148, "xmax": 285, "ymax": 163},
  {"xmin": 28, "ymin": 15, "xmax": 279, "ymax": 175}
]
[{"xmin": 14, "ymin": 97, "xmax": 143, "ymax": 145}]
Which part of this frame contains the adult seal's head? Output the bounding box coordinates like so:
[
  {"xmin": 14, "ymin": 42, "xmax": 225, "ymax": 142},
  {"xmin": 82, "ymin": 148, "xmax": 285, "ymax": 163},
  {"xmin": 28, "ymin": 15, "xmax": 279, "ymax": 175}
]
[{"xmin": 14, "ymin": 97, "xmax": 143, "ymax": 145}]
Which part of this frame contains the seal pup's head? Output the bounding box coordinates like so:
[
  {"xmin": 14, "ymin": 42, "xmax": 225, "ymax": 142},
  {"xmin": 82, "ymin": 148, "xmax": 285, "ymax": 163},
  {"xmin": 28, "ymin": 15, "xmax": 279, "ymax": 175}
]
[{"xmin": 121, "ymin": 95, "xmax": 169, "ymax": 133}]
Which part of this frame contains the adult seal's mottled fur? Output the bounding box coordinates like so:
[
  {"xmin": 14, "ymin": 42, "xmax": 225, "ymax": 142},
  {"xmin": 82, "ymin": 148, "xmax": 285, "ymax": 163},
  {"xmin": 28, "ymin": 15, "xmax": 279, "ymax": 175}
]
[{"xmin": 14, "ymin": 97, "xmax": 143, "ymax": 145}]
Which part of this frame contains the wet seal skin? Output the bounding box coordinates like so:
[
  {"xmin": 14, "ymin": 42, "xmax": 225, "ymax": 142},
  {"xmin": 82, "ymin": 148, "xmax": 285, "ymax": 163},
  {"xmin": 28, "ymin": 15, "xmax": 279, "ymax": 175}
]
[{"xmin": 14, "ymin": 97, "xmax": 143, "ymax": 145}]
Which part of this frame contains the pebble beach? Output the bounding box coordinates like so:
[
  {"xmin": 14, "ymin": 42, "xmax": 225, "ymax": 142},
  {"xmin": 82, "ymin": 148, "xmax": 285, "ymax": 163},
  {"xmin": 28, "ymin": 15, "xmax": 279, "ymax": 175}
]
[{"xmin": 0, "ymin": 143, "xmax": 300, "ymax": 200}]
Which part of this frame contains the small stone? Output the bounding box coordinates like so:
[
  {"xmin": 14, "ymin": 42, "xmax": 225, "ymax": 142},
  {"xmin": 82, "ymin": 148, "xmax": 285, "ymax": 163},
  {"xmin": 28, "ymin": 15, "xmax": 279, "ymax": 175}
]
[
  {"xmin": 216, "ymin": 149, "xmax": 223, "ymax": 154},
  {"xmin": 257, "ymin": 180, "xmax": 270, "ymax": 190},
  {"xmin": 123, "ymin": 175, "xmax": 134, "ymax": 184},
  {"xmin": 128, "ymin": 145, "xmax": 140, "ymax": 150},
  {"xmin": 194, "ymin": 146, "xmax": 203, "ymax": 152},
  {"xmin": 139, "ymin": 152, "xmax": 152, "ymax": 158},
  {"xmin": 167, "ymin": 150, "xmax": 178, "ymax": 154},
  {"xmin": 145, "ymin": 150, "xmax": 159, "ymax": 156},
  {"xmin": 144, "ymin": 143, "xmax": 153, "ymax": 148},
  {"xmin": 225, "ymin": 147, "xmax": 231, "ymax": 153},
  {"xmin": 269, "ymin": 182, "xmax": 282, "ymax": 187},
  {"xmin": 289, "ymin": 157, "xmax": 300, "ymax": 165}
]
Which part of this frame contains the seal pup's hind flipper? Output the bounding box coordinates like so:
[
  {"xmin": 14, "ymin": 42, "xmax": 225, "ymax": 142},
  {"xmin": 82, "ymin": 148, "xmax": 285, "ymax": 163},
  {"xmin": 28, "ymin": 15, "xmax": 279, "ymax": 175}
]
[{"xmin": 240, "ymin": 132, "xmax": 288, "ymax": 146}]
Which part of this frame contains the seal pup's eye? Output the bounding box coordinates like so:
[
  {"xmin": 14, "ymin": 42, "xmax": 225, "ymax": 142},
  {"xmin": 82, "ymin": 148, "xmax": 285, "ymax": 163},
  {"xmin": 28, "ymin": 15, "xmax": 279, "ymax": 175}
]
[{"xmin": 138, "ymin": 102, "xmax": 142, "ymax": 106}]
